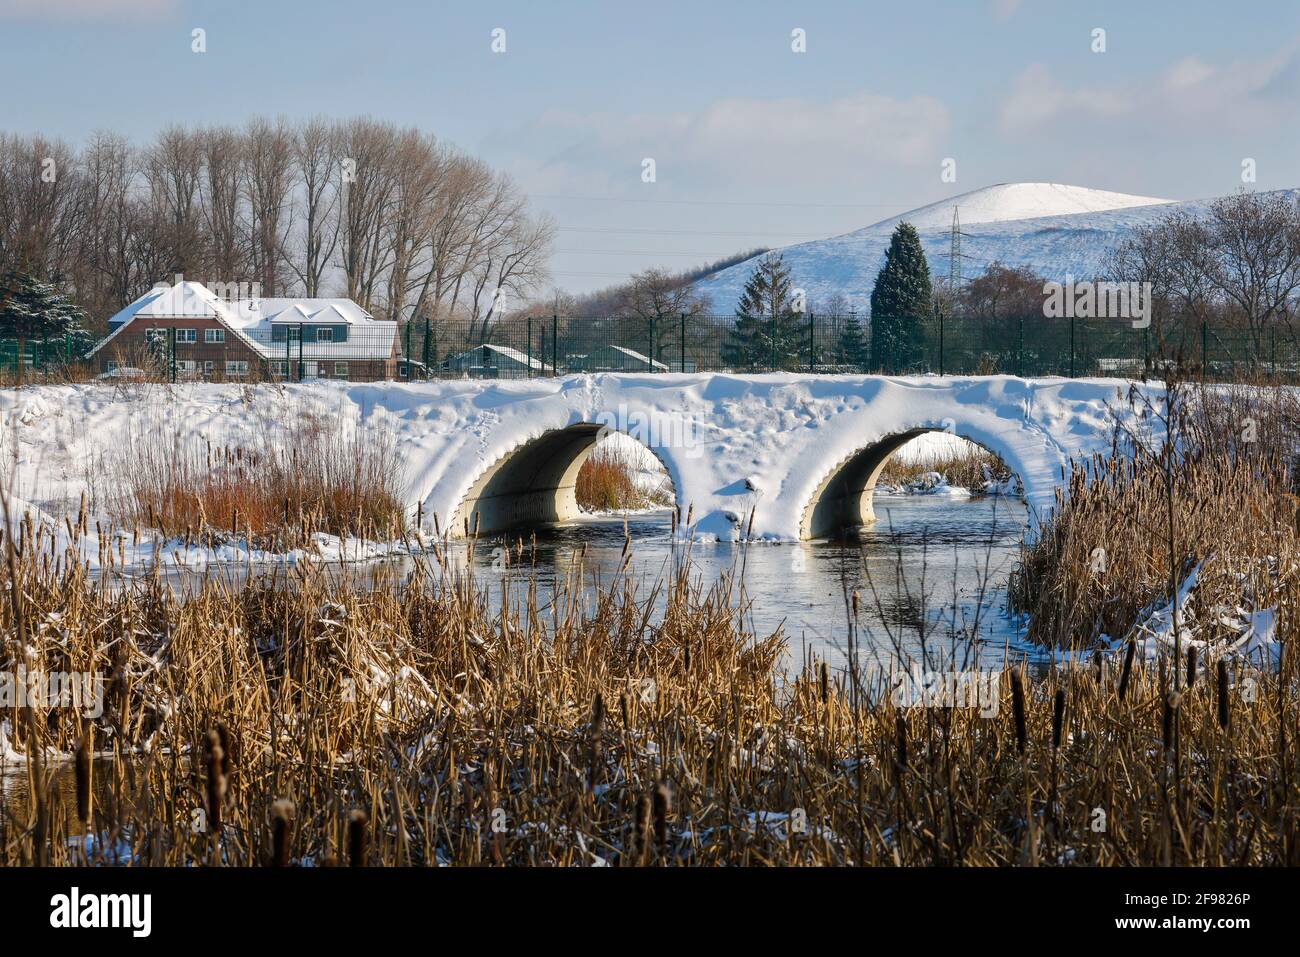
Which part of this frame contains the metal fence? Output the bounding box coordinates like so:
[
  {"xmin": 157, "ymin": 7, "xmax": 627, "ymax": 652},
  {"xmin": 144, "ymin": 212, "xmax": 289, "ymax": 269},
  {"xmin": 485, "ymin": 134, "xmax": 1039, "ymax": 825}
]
[
  {"xmin": 396, "ymin": 313, "xmax": 1300, "ymax": 382},
  {"xmin": 6, "ymin": 313, "xmax": 1299, "ymax": 383}
]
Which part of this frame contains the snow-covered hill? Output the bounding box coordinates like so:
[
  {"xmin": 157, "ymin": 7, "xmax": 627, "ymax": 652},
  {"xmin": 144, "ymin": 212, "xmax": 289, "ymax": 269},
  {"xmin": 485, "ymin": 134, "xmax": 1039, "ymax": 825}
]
[{"xmin": 694, "ymin": 183, "xmax": 1297, "ymax": 314}]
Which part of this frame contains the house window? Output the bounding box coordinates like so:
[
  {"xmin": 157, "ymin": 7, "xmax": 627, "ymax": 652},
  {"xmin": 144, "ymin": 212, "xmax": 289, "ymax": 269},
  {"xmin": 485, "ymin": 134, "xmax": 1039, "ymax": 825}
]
[
  {"xmin": 203, "ymin": 360, "xmax": 215, "ymax": 374},
  {"xmin": 176, "ymin": 360, "xmax": 196, "ymax": 373},
  {"xmin": 334, "ymin": 361, "xmax": 348, "ymax": 377},
  {"xmin": 316, "ymin": 328, "xmax": 334, "ymax": 343},
  {"xmin": 175, "ymin": 329, "xmax": 197, "ymax": 343},
  {"xmin": 225, "ymin": 360, "xmax": 249, "ymax": 377},
  {"xmin": 270, "ymin": 360, "xmax": 289, "ymax": 377},
  {"xmin": 205, "ymin": 328, "xmax": 226, "ymax": 344}
]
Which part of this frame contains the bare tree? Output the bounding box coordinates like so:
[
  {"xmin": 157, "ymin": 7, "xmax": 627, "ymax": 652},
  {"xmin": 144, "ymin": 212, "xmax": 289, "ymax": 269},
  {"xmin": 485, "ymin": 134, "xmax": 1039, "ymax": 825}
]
[
  {"xmin": 290, "ymin": 117, "xmax": 343, "ymax": 297},
  {"xmin": 244, "ymin": 116, "xmax": 295, "ymax": 296},
  {"xmin": 145, "ymin": 126, "xmax": 206, "ymax": 277}
]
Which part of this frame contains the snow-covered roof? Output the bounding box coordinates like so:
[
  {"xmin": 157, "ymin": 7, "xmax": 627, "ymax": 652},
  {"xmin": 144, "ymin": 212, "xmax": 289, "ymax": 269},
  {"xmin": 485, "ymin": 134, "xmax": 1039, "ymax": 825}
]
[
  {"xmin": 449, "ymin": 343, "xmax": 551, "ymax": 371},
  {"xmin": 92, "ymin": 282, "xmax": 395, "ymax": 360},
  {"xmin": 605, "ymin": 345, "xmax": 668, "ymax": 370}
]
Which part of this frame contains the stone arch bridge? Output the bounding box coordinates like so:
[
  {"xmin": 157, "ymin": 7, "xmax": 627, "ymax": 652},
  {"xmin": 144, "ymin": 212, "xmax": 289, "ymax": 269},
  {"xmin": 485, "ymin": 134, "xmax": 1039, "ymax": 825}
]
[{"xmin": 354, "ymin": 373, "xmax": 1139, "ymax": 542}]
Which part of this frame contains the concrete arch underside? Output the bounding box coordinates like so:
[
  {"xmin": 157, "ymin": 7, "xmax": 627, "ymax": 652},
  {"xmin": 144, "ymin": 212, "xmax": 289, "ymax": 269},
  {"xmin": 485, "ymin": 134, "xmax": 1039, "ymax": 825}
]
[
  {"xmin": 800, "ymin": 428, "xmax": 996, "ymax": 540},
  {"xmin": 450, "ymin": 424, "xmax": 674, "ymax": 537}
]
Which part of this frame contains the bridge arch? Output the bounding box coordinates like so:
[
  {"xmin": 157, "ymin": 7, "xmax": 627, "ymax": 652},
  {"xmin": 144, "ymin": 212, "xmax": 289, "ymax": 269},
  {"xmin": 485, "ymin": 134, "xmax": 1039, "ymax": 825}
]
[
  {"xmin": 799, "ymin": 428, "xmax": 1019, "ymax": 540},
  {"xmin": 449, "ymin": 423, "xmax": 677, "ymax": 537}
]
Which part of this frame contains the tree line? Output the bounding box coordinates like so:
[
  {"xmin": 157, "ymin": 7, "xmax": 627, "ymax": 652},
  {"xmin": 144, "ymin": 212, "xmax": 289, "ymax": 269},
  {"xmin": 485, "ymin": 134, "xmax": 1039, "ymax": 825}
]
[{"xmin": 0, "ymin": 117, "xmax": 555, "ymax": 336}]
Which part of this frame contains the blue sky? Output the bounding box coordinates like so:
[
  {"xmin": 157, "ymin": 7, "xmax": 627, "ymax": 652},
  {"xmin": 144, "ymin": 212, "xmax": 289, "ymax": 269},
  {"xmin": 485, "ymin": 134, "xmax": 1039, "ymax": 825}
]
[{"xmin": 2, "ymin": 0, "xmax": 1297, "ymax": 292}]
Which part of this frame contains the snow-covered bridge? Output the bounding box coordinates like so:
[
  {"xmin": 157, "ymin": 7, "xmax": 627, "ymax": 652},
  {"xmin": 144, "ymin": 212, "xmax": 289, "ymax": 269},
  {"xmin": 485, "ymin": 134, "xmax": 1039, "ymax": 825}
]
[
  {"xmin": 1, "ymin": 374, "xmax": 1142, "ymax": 545},
  {"xmin": 359, "ymin": 373, "xmax": 1137, "ymax": 541}
]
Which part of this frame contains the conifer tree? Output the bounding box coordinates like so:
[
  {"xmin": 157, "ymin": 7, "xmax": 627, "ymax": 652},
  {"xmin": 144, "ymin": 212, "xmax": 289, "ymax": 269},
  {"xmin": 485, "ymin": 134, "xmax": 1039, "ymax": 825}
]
[
  {"xmin": 868, "ymin": 223, "xmax": 932, "ymax": 372},
  {"xmin": 0, "ymin": 271, "xmax": 92, "ymax": 381},
  {"xmin": 724, "ymin": 252, "xmax": 803, "ymax": 370},
  {"xmin": 837, "ymin": 312, "xmax": 868, "ymax": 369}
]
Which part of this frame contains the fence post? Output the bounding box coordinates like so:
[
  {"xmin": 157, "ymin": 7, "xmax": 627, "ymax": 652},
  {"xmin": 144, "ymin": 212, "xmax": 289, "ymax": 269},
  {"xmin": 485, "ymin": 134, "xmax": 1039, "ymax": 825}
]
[
  {"xmin": 680, "ymin": 313, "xmax": 687, "ymax": 373},
  {"xmin": 938, "ymin": 308, "xmax": 945, "ymax": 377},
  {"xmin": 298, "ymin": 321, "xmax": 304, "ymax": 381},
  {"xmin": 1069, "ymin": 315, "xmax": 1076, "ymax": 378},
  {"xmin": 527, "ymin": 317, "xmax": 533, "ymax": 375},
  {"xmin": 649, "ymin": 316, "xmax": 656, "ymax": 371},
  {"xmin": 1017, "ymin": 315, "xmax": 1024, "ymax": 377},
  {"xmin": 808, "ymin": 311, "xmax": 815, "ymax": 373},
  {"xmin": 168, "ymin": 327, "xmax": 177, "ymax": 383},
  {"xmin": 552, "ymin": 313, "xmax": 558, "ymax": 377},
  {"xmin": 285, "ymin": 328, "xmax": 291, "ymax": 381},
  {"xmin": 404, "ymin": 322, "xmax": 412, "ymax": 380}
]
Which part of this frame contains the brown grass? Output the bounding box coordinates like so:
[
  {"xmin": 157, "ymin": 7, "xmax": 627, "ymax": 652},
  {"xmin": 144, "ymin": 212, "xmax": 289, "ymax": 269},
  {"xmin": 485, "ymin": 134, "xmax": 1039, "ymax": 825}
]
[
  {"xmin": 0, "ymin": 514, "xmax": 1296, "ymax": 866},
  {"xmin": 878, "ymin": 439, "xmax": 1012, "ymax": 491},
  {"xmin": 110, "ymin": 408, "xmax": 405, "ymax": 548},
  {"xmin": 575, "ymin": 442, "xmax": 671, "ymax": 512},
  {"xmin": 1010, "ymin": 381, "xmax": 1300, "ymax": 652}
]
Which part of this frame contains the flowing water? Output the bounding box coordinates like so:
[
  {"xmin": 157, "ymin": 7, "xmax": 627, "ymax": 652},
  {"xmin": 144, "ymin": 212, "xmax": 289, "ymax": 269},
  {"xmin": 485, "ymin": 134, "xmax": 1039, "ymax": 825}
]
[{"xmin": 395, "ymin": 489, "xmax": 1034, "ymax": 675}]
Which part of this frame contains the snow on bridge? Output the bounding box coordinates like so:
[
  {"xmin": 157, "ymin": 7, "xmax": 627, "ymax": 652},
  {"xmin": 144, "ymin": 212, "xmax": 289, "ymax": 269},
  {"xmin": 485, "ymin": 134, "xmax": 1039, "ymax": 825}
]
[
  {"xmin": 358, "ymin": 373, "xmax": 1139, "ymax": 541},
  {"xmin": 1, "ymin": 374, "xmax": 1147, "ymax": 544}
]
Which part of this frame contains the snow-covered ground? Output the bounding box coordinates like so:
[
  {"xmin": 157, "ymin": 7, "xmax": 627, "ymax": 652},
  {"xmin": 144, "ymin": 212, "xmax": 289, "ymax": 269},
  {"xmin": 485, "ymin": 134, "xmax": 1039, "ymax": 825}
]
[
  {"xmin": 1, "ymin": 373, "xmax": 1146, "ymax": 563},
  {"xmin": 695, "ymin": 182, "xmax": 1299, "ymax": 313}
]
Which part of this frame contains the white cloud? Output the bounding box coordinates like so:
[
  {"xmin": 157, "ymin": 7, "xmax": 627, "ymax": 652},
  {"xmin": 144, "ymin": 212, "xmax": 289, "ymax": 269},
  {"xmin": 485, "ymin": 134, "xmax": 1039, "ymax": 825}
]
[
  {"xmin": 497, "ymin": 92, "xmax": 950, "ymax": 196},
  {"xmin": 0, "ymin": 0, "xmax": 176, "ymax": 19},
  {"xmin": 999, "ymin": 41, "xmax": 1300, "ymax": 135},
  {"xmin": 989, "ymin": 0, "xmax": 1024, "ymax": 20}
]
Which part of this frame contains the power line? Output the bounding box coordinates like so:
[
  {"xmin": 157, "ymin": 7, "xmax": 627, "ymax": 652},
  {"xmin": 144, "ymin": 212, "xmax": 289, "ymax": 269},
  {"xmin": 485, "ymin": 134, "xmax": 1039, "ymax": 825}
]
[
  {"xmin": 538, "ymin": 192, "xmax": 918, "ymax": 210},
  {"xmin": 557, "ymin": 225, "xmax": 831, "ymax": 238}
]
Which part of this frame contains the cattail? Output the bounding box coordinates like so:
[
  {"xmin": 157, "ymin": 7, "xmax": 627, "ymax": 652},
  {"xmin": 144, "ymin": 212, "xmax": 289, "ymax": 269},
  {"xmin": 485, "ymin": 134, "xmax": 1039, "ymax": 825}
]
[
  {"xmin": 652, "ymin": 781, "xmax": 671, "ymax": 852},
  {"xmin": 1187, "ymin": 646, "xmax": 1197, "ymax": 689},
  {"xmin": 895, "ymin": 714, "xmax": 908, "ymax": 769},
  {"xmin": 1051, "ymin": 688, "xmax": 1066, "ymax": 751},
  {"xmin": 205, "ymin": 730, "xmax": 225, "ymax": 834},
  {"xmin": 215, "ymin": 721, "xmax": 234, "ymax": 777},
  {"xmin": 347, "ymin": 809, "xmax": 368, "ymax": 867},
  {"xmin": 1162, "ymin": 692, "xmax": 1180, "ymax": 751},
  {"xmin": 851, "ymin": 590, "xmax": 860, "ymax": 619},
  {"xmin": 819, "ymin": 661, "xmax": 829, "ymax": 705},
  {"xmin": 271, "ymin": 799, "xmax": 294, "ymax": 867},
  {"xmin": 634, "ymin": 793, "xmax": 652, "ymax": 866},
  {"xmin": 1217, "ymin": 658, "xmax": 1230, "ymax": 730},
  {"xmin": 1118, "ymin": 641, "xmax": 1136, "ymax": 700},
  {"xmin": 619, "ymin": 692, "xmax": 630, "ymax": 728},
  {"xmin": 1093, "ymin": 648, "xmax": 1103, "ymax": 684},
  {"xmin": 1011, "ymin": 671, "xmax": 1027, "ymax": 755},
  {"xmin": 75, "ymin": 727, "xmax": 93, "ymax": 825}
]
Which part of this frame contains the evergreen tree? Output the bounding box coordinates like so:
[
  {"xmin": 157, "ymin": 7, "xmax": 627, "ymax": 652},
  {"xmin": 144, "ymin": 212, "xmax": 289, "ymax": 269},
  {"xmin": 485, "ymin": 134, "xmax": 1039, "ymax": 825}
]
[
  {"xmin": 723, "ymin": 252, "xmax": 803, "ymax": 370},
  {"xmin": 837, "ymin": 312, "xmax": 868, "ymax": 369},
  {"xmin": 0, "ymin": 271, "xmax": 92, "ymax": 379},
  {"xmin": 868, "ymin": 223, "xmax": 932, "ymax": 372}
]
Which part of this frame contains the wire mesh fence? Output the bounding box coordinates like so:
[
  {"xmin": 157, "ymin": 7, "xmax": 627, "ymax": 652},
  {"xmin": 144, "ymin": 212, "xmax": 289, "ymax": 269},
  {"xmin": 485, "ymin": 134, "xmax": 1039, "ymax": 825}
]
[{"xmin": 6, "ymin": 313, "xmax": 1299, "ymax": 383}]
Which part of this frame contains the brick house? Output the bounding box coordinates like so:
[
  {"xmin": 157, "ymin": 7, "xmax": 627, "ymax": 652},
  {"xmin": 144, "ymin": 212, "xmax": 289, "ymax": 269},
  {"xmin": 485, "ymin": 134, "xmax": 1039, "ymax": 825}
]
[{"xmin": 89, "ymin": 281, "xmax": 399, "ymax": 381}]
